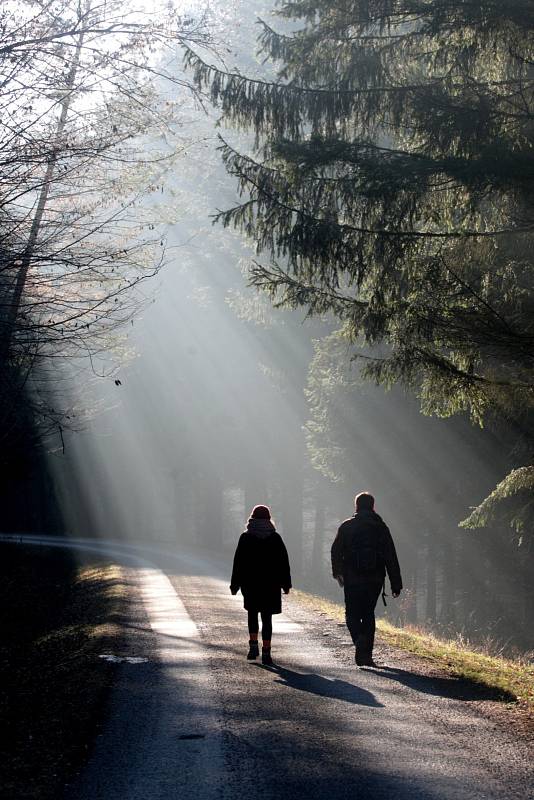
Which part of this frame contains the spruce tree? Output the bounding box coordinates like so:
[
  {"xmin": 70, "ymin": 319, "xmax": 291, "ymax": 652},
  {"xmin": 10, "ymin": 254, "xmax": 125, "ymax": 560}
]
[{"xmin": 185, "ymin": 1, "xmax": 534, "ymax": 530}]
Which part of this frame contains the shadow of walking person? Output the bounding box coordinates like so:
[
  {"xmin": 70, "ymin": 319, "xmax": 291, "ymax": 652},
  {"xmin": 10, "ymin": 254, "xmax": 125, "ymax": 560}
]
[
  {"xmin": 257, "ymin": 664, "xmax": 383, "ymax": 707},
  {"xmin": 371, "ymin": 666, "xmax": 515, "ymax": 703}
]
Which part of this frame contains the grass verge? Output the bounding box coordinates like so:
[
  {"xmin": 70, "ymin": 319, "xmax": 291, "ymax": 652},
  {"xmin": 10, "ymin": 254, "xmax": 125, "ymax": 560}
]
[
  {"xmin": 0, "ymin": 544, "xmax": 127, "ymax": 799},
  {"xmin": 293, "ymin": 588, "xmax": 534, "ymax": 713}
]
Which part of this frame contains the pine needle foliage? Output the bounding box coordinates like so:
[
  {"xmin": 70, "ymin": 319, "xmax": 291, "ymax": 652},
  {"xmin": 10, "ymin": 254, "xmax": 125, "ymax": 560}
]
[
  {"xmin": 461, "ymin": 466, "xmax": 534, "ymax": 535},
  {"xmin": 185, "ymin": 1, "xmax": 534, "ymax": 529}
]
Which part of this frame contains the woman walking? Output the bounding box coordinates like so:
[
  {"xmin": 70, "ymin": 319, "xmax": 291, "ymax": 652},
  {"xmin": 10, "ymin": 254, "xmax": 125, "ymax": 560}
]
[{"xmin": 230, "ymin": 504, "xmax": 292, "ymax": 665}]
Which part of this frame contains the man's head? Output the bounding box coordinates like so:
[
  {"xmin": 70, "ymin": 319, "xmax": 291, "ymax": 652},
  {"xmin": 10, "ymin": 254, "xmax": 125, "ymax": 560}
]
[{"xmin": 355, "ymin": 492, "xmax": 374, "ymax": 512}]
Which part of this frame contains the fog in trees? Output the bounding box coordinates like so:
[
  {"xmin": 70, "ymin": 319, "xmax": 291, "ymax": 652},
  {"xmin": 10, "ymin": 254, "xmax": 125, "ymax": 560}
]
[{"xmin": 2, "ymin": 0, "xmax": 533, "ymax": 655}]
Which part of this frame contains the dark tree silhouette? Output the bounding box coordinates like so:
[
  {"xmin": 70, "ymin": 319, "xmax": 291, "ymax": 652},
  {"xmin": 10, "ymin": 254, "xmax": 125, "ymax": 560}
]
[{"xmin": 184, "ymin": 0, "xmax": 534, "ymax": 534}]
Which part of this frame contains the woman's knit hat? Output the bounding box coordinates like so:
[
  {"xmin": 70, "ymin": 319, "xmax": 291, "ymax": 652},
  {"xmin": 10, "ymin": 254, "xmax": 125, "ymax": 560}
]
[{"xmin": 251, "ymin": 504, "xmax": 271, "ymax": 520}]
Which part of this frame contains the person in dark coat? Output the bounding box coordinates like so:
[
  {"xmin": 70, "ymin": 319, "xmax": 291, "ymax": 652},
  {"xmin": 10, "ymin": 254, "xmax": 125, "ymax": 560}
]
[
  {"xmin": 230, "ymin": 504, "xmax": 292, "ymax": 665},
  {"xmin": 331, "ymin": 492, "xmax": 402, "ymax": 667}
]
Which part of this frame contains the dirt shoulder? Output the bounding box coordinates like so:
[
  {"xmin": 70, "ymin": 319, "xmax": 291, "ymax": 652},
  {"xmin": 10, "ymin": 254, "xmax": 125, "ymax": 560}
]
[{"xmin": 0, "ymin": 544, "xmax": 132, "ymax": 800}]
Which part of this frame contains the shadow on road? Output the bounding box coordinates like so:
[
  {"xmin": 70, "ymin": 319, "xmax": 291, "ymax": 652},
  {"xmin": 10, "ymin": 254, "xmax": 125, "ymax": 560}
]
[
  {"xmin": 369, "ymin": 665, "xmax": 516, "ymax": 703},
  {"xmin": 257, "ymin": 664, "xmax": 383, "ymax": 707}
]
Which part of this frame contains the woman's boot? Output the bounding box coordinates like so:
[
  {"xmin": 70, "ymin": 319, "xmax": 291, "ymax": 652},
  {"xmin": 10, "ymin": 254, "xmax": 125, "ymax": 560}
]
[
  {"xmin": 247, "ymin": 637, "xmax": 259, "ymax": 660},
  {"xmin": 261, "ymin": 640, "xmax": 273, "ymax": 665}
]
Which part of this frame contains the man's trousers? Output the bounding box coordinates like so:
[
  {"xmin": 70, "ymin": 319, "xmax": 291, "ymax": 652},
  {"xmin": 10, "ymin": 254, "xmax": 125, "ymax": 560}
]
[{"xmin": 343, "ymin": 580, "xmax": 383, "ymax": 656}]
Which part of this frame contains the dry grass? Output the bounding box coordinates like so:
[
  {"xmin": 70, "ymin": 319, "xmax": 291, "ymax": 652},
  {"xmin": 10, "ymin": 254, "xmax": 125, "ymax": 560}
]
[
  {"xmin": 293, "ymin": 588, "xmax": 534, "ymax": 712},
  {"xmin": 0, "ymin": 545, "xmax": 127, "ymax": 799}
]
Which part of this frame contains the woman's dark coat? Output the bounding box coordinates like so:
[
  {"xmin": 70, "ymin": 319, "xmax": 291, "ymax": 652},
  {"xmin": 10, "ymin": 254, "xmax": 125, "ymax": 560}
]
[{"xmin": 230, "ymin": 529, "xmax": 292, "ymax": 614}]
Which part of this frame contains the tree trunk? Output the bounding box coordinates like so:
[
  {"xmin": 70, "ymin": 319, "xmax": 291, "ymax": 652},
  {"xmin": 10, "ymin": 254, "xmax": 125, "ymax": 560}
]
[
  {"xmin": 202, "ymin": 468, "xmax": 223, "ymax": 549},
  {"xmin": 1, "ymin": 32, "xmax": 84, "ymax": 365},
  {"xmin": 425, "ymin": 533, "xmax": 437, "ymax": 624},
  {"xmin": 279, "ymin": 467, "xmax": 303, "ymax": 579},
  {"xmin": 244, "ymin": 470, "xmax": 269, "ymax": 521},
  {"xmin": 311, "ymin": 501, "xmax": 326, "ymax": 585},
  {"xmin": 440, "ymin": 526, "xmax": 457, "ymax": 627}
]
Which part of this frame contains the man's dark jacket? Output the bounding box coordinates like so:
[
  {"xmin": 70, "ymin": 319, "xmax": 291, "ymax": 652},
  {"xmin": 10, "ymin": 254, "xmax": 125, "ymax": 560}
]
[{"xmin": 331, "ymin": 510, "xmax": 402, "ymax": 594}]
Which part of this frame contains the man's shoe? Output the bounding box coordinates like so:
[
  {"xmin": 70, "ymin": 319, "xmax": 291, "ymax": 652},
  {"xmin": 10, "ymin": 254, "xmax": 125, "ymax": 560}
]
[
  {"xmin": 359, "ymin": 658, "xmax": 381, "ymax": 668},
  {"xmin": 247, "ymin": 641, "xmax": 259, "ymax": 660}
]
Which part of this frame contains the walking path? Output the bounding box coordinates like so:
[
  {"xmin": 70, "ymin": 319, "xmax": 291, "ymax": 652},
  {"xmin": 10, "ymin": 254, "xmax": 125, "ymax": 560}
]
[{"xmin": 2, "ymin": 535, "xmax": 532, "ymax": 799}]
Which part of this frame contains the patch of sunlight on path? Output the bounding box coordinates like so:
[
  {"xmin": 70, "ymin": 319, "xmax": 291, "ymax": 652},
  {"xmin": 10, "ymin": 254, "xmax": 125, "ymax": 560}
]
[
  {"xmin": 139, "ymin": 566, "xmax": 199, "ymax": 640},
  {"xmin": 0, "ymin": 535, "xmax": 224, "ymax": 800}
]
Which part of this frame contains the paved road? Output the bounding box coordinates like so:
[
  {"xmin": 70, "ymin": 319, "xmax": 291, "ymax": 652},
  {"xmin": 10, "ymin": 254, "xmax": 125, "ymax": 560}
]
[{"xmin": 3, "ymin": 536, "xmax": 532, "ymax": 799}]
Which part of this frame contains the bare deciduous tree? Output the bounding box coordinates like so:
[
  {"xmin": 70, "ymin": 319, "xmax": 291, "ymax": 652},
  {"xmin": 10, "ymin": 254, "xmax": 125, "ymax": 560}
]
[{"xmin": 0, "ymin": 0, "xmax": 209, "ymax": 444}]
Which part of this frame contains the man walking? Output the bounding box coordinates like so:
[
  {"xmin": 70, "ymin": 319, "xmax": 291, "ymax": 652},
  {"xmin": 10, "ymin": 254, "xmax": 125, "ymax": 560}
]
[{"xmin": 331, "ymin": 492, "xmax": 402, "ymax": 666}]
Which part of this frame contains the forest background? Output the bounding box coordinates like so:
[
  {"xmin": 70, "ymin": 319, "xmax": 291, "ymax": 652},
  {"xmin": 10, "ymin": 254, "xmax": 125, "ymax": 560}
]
[{"xmin": 1, "ymin": 0, "xmax": 533, "ymax": 654}]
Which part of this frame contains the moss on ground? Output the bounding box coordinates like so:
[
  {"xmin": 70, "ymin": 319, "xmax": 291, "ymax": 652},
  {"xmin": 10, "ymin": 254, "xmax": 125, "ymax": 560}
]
[
  {"xmin": 0, "ymin": 544, "xmax": 127, "ymax": 799},
  {"xmin": 293, "ymin": 588, "xmax": 534, "ymax": 712}
]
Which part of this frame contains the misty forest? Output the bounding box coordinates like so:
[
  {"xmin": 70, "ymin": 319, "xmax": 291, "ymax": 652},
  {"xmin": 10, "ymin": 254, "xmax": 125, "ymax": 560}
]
[
  {"xmin": 2, "ymin": 0, "xmax": 534, "ymax": 664},
  {"xmin": 4, "ymin": 3, "xmax": 534, "ymax": 797}
]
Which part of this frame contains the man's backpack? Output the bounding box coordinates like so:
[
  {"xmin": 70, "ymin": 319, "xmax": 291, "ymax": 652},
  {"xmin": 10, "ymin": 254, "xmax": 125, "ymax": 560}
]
[{"xmin": 346, "ymin": 525, "xmax": 384, "ymax": 575}]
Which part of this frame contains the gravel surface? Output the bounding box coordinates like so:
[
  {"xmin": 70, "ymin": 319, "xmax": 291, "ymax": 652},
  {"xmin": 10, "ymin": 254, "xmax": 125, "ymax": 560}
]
[{"xmin": 59, "ymin": 541, "xmax": 533, "ymax": 800}]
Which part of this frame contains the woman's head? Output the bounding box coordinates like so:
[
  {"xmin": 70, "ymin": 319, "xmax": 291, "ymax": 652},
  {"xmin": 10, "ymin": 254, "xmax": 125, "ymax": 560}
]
[{"xmin": 250, "ymin": 504, "xmax": 271, "ymax": 520}]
